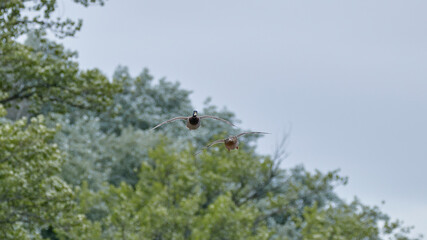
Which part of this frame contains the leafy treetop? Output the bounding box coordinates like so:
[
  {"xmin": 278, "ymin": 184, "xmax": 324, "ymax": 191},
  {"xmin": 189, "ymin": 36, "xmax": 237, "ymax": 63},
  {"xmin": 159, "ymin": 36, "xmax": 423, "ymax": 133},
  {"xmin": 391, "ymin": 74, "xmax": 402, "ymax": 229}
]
[{"xmin": 0, "ymin": 0, "xmax": 105, "ymax": 40}]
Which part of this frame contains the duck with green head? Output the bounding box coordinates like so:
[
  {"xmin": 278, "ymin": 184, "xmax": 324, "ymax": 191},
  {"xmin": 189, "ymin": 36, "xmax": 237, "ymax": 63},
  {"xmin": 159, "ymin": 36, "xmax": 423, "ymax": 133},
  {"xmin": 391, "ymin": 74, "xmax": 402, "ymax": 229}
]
[{"xmin": 151, "ymin": 110, "xmax": 235, "ymax": 130}]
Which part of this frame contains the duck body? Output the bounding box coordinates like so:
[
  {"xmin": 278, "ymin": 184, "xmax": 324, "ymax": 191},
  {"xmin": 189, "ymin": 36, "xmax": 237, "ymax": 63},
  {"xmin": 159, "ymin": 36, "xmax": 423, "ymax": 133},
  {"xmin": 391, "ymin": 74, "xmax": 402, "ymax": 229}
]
[
  {"xmin": 186, "ymin": 116, "xmax": 201, "ymax": 130},
  {"xmin": 224, "ymin": 136, "xmax": 239, "ymax": 151}
]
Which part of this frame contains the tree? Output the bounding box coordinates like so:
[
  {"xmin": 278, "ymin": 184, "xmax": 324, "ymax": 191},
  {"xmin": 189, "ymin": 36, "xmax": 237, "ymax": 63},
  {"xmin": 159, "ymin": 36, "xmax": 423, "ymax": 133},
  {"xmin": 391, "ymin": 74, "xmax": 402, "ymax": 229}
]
[
  {"xmin": 53, "ymin": 113, "xmax": 164, "ymax": 190},
  {"xmin": 1, "ymin": 0, "xmax": 105, "ymax": 40},
  {"xmin": 74, "ymin": 142, "xmax": 271, "ymax": 239},
  {"xmin": 72, "ymin": 140, "xmax": 421, "ymax": 240},
  {"xmin": 300, "ymin": 199, "xmax": 422, "ymax": 240},
  {"xmin": 0, "ymin": 1, "xmax": 119, "ymax": 239},
  {"xmin": 0, "ymin": 106, "xmax": 96, "ymax": 239},
  {"xmin": 1, "ymin": 1, "xmax": 120, "ymax": 117},
  {"xmin": 53, "ymin": 114, "xmax": 111, "ymax": 190}
]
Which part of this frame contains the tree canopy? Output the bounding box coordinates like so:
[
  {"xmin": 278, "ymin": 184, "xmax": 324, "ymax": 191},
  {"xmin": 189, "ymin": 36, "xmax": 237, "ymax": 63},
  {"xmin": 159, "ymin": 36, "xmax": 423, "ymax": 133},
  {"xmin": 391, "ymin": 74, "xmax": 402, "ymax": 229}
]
[{"xmin": 1, "ymin": 0, "xmax": 120, "ymax": 116}]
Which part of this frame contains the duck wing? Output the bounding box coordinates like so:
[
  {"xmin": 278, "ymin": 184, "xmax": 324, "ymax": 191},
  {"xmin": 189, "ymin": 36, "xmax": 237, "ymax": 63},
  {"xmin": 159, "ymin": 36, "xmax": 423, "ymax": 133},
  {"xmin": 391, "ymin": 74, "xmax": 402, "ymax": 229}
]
[
  {"xmin": 195, "ymin": 139, "xmax": 225, "ymax": 155},
  {"xmin": 199, "ymin": 115, "xmax": 236, "ymax": 126},
  {"xmin": 236, "ymin": 131, "xmax": 270, "ymax": 138},
  {"xmin": 205, "ymin": 139, "xmax": 226, "ymax": 148},
  {"xmin": 150, "ymin": 116, "xmax": 188, "ymax": 130}
]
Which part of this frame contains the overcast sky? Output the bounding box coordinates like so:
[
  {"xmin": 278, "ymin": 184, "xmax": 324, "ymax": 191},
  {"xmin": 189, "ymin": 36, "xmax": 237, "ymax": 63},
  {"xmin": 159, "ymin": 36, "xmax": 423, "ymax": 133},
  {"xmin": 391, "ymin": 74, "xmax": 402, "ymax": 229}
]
[{"xmin": 57, "ymin": 0, "xmax": 427, "ymax": 236}]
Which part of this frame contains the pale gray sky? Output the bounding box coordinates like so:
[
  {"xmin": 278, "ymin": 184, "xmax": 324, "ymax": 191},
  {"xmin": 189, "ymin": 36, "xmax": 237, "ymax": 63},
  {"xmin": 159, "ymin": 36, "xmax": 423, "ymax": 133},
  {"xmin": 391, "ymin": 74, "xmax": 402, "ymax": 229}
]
[{"xmin": 58, "ymin": 0, "xmax": 427, "ymax": 236}]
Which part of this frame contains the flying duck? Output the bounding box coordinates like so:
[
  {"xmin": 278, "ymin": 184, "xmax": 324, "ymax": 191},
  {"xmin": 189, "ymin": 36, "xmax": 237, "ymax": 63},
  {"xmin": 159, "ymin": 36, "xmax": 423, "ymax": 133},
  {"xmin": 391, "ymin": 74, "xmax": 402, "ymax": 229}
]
[
  {"xmin": 197, "ymin": 131, "xmax": 269, "ymax": 154},
  {"xmin": 151, "ymin": 110, "xmax": 235, "ymax": 130}
]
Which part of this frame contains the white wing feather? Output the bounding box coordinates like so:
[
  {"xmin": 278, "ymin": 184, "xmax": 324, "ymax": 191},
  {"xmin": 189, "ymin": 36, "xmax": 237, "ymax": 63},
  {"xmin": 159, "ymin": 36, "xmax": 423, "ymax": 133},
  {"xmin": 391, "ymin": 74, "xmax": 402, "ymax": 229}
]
[
  {"xmin": 199, "ymin": 115, "xmax": 235, "ymax": 126},
  {"xmin": 150, "ymin": 116, "xmax": 188, "ymax": 130},
  {"xmin": 236, "ymin": 131, "xmax": 270, "ymax": 138}
]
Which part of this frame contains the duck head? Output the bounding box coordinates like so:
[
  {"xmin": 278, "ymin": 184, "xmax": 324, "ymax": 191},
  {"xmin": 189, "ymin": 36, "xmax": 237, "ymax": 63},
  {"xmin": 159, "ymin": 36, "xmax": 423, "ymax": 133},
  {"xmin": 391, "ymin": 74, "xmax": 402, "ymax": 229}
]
[{"xmin": 189, "ymin": 110, "xmax": 200, "ymax": 125}]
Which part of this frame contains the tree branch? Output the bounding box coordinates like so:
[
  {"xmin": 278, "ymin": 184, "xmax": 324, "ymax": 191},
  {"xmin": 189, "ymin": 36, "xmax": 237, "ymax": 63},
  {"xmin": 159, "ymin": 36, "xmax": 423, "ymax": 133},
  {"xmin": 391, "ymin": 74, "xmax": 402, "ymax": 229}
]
[{"xmin": 0, "ymin": 82, "xmax": 61, "ymax": 104}]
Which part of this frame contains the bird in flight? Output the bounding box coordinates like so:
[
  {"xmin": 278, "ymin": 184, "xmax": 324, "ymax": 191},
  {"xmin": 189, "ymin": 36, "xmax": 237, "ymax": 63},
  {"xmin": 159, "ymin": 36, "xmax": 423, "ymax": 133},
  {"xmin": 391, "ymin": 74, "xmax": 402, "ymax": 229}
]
[
  {"xmin": 197, "ymin": 132, "xmax": 269, "ymax": 154},
  {"xmin": 151, "ymin": 110, "xmax": 235, "ymax": 130}
]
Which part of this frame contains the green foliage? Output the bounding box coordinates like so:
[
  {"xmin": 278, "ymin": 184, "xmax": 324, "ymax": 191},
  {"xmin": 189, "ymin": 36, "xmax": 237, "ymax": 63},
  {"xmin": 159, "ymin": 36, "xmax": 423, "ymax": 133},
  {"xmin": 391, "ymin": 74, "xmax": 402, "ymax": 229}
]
[
  {"xmin": 71, "ymin": 142, "xmax": 421, "ymax": 240},
  {"xmin": 74, "ymin": 144, "xmax": 271, "ymax": 239},
  {"xmin": 0, "ymin": 104, "xmax": 6, "ymax": 117},
  {"xmin": 0, "ymin": 1, "xmax": 119, "ymax": 239},
  {"xmin": 103, "ymin": 127, "xmax": 163, "ymax": 187},
  {"xmin": 1, "ymin": 0, "xmax": 121, "ymax": 117},
  {"xmin": 52, "ymin": 115, "xmax": 110, "ymax": 190},
  {"xmin": 300, "ymin": 200, "xmax": 421, "ymax": 240},
  {"xmin": 51, "ymin": 114, "xmax": 164, "ymax": 189},
  {"xmin": 1, "ymin": 32, "xmax": 121, "ymax": 116},
  {"xmin": 0, "ymin": 112, "xmax": 89, "ymax": 239},
  {"xmin": 0, "ymin": 0, "xmax": 104, "ymax": 40}
]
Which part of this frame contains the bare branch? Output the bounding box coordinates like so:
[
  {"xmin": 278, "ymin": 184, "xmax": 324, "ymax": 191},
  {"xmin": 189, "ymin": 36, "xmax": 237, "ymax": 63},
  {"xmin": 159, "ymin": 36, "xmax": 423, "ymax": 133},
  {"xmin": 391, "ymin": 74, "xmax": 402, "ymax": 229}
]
[{"xmin": 272, "ymin": 129, "xmax": 291, "ymax": 172}]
